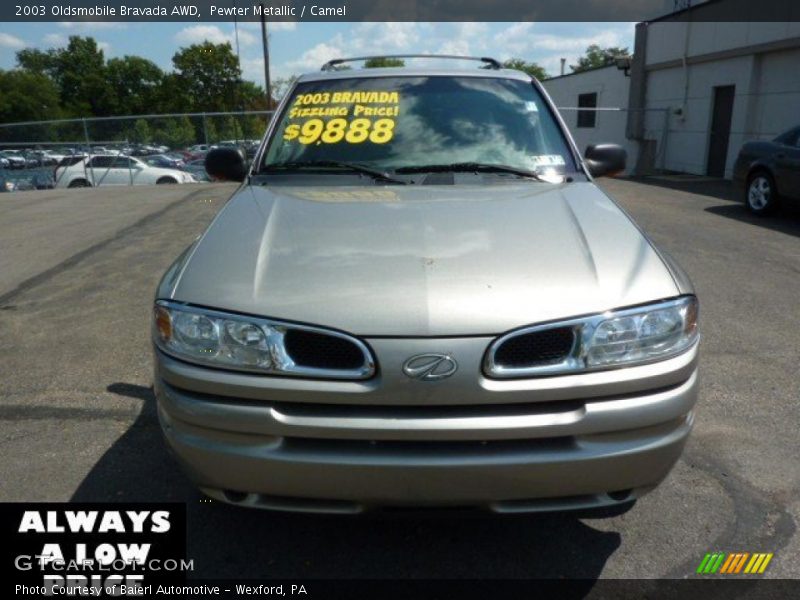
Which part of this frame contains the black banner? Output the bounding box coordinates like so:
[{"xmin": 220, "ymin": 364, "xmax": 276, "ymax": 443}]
[
  {"xmin": 3, "ymin": 503, "xmax": 798, "ymax": 598},
  {"xmin": 3, "ymin": 503, "xmax": 187, "ymax": 595},
  {"xmin": 2, "ymin": 0, "xmax": 800, "ymax": 23}
]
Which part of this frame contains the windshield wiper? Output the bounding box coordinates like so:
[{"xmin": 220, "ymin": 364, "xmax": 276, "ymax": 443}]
[
  {"xmin": 395, "ymin": 162, "xmax": 548, "ymax": 181},
  {"xmin": 261, "ymin": 160, "xmax": 406, "ymax": 184}
]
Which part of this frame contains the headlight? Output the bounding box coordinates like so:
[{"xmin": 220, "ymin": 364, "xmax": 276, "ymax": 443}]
[
  {"xmin": 153, "ymin": 301, "xmax": 374, "ymax": 379},
  {"xmin": 485, "ymin": 296, "xmax": 698, "ymax": 378}
]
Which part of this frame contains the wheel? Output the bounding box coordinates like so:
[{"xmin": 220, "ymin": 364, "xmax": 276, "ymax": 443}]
[
  {"xmin": 68, "ymin": 179, "xmax": 90, "ymax": 188},
  {"xmin": 156, "ymin": 177, "xmax": 177, "ymax": 185},
  {"xmin": 746, "ymin": 171, "xmax": 778, "ymax": 215}
]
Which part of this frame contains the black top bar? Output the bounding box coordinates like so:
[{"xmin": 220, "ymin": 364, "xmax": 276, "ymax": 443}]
[{"xmin": 321, "ymin": 55, "xmax": 503, "ymax": 71}]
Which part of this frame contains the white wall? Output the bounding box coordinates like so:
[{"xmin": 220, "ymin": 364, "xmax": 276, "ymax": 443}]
[
  {"xmin": 542, "ymin": 66, "xmax": 637, "ymax": 174},
  {"xmin": 643, "ymin": 22, "xmax": 800, "ymax": 178},
  {"xmin": 646, "ymin": 22, "xmax": 800, "ymax": 65},
  {"xmin": 645, "ymin": 55, "xmax": 755, "ymax": 177},
  {"xmin": 542, "ymin": 22, "xmax": 800, "ymax": 180}
]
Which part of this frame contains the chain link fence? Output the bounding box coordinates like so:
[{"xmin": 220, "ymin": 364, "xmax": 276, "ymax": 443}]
[
  {"xmin": 0, "ymin": 111, "xmax": 273, "ymax": 192},
  {"xmin": 1, "ymin": 106, "xmax": 673, "ymax": 192}
]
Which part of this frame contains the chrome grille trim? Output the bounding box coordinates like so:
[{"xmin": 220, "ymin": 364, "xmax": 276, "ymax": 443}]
[
  {"xmin": 485, "ymin": 321, "xmax": 584, "ymax": 378},
  {"xmin": 491, "ymin": 326, "xmax": 577, "ymax": 368},
  {"xmin": 483, "ymin": 297, "xmax": 697, "ymax": 379}
]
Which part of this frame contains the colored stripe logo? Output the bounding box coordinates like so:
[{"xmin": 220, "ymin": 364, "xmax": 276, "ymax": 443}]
[{"xmin": 696, "ymin": 552, "xmax": 773, "ymax": 575}]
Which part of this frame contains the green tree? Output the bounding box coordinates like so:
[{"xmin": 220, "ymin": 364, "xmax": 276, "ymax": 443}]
[
  {"xmin": 271, "ymin": 75, "xmax": 298, "ymax": 104},
  {"xmin": 16, "ymin": 48, "xmax": 59, "ymax": 76},
  {"xmin": 130, "ymin": 119, "xmax": 152, "ymax": 144},
  {"xmin": 171, "ymin": 42, "xmax": 242, "ymax": 112},
  {"xmin": 0, "ymin": 69, "xmax": 61, "ymax": 122},
  {"xmin": 502, "ymin": 58, "xmax": 548, "ymax": 80},
  {"xmin": 570, "ymin": 45, "xmax": 630, "ymax": 73},
  {"xmin": 106, "ymin": 56, "xmax": 164, "ymax": 116},
  {"xmin": 17, "ymin": 36, "xmax": 114, "ymax": 117},
  {"xmin": 363, "ymin": 57, "xmax": 405, "ymax": 68},
  {"xmin": 216, "ymin": 114, "xmax": 244, "ymax": 141},
  {"xmin": 0, "ymin": 69, "xmax": 63, "ymax": 142},
  {"xmin": 153, "ymin": 116, "xmax": 197, "ymax": 148},
  {"xmin": 238, "ymin": 80, "xmax": 269, "ymax": 111},
  {"xmin": 7, "ymin": 34, "xmax": 279, "ymax": 134},
  {"xmin": 60, "ymin": 37, "xmax": 113, "ymax": 116},
  {"xmin": 202, "ymin": 117, "xmax": 218, "ymax": 145},
  {"xmin": 150, "ymin": 72, "xmax": 191, "ymax": 114},
  {"xmin": 240, "ymin": 114, "xmax": 267, "ymax": 139}
]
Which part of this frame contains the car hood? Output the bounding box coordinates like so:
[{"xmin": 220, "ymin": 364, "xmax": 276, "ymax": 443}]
[{"xmin": 168, "ymin": 182, "xmax": 679, "ymax": 336}]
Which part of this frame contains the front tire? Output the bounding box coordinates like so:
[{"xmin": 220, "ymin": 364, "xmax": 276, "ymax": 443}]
[
  {"xmin": 156, "ymin": 177, "xmax": 178, "ymax": 185},
  {"xmin": 746, "ymin": 171, "xmax": 778, "ymax": 215},
  {"xmin": 68, "ymin": 179, "xmax": 90, "ymax": 188}
]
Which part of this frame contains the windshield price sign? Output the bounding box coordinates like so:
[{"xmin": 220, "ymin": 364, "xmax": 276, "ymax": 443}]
[{"xmin": 283, "ymin": 91, "xmax": 399, "ymax": 145}]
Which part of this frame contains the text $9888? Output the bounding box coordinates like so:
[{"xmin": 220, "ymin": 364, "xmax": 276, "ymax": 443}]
[{"xmin": 283, "ymin": 118, "xmax": 395, "ymax": 145}]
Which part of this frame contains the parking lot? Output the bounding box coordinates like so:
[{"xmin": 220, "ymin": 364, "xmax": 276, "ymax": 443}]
[{"xmin": 0, "ymin": 177, "xmax": 797, "ymax": 580}]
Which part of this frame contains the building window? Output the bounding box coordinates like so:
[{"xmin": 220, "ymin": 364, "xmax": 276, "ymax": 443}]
[{"xmin": 577, "ymin": 93, "xmax": 597, "ymax": 128}]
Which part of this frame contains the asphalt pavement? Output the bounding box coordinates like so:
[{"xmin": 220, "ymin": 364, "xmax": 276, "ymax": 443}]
[{"xmin": 0, "ymin": 177, "xmax": 797, "ymax": 580}]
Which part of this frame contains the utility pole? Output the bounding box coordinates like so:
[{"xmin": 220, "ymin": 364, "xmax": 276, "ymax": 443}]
[
  {"xmin": 233, "ymin": 1, "xmax": 241, "ymax": 60},
  {"xmin": 260, "ymin": 4, "xmax": 272, "ymax": 107}
]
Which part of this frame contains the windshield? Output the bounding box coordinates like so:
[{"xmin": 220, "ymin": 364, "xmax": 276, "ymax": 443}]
[{"xmin": 261, "ymin": 75, "xmax": 577, "ymax": 179}]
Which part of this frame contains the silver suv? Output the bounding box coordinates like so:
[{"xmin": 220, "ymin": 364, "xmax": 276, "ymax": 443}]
[{"xmin": 152, "ymin": 56, "xmax": 699, "ymax": 513}]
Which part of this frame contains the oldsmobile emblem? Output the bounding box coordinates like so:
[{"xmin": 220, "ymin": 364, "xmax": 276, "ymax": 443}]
[{"xmin": 402, "ymin": 354, "xmax": 458, "ymax": 381}]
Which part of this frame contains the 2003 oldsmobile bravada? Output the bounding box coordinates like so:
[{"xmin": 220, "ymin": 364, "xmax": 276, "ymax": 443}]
[{"xmin": 152, "ymin": 56, "xmax": 699, "ymax": 513}]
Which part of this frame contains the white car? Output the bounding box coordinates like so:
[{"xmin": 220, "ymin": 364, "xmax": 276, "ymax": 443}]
[
  {"xmin": 44, "ymin": 151, "xmax": 67, "ymax": 164},
  {"xmin": 54, "ymin": 155, "xmax": 196, "ymax": 188},
  {"xmin": 0, "ymin": 150, "xmax": 27, "ymax": 169}
]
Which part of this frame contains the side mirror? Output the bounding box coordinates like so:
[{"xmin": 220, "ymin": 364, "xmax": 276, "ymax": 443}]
[
  {"xmin": 205, "ymin": 147, "xmax": 247, "ymax": 182},
  {"xmin": 584, "ymin": 144, "xmax": 626, "ymax": 178}
]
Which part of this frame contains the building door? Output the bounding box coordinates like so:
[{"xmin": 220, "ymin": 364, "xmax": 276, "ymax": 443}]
[{"xmin": 706, "ymin": 85, "xmax": 735, "ymax": 178}]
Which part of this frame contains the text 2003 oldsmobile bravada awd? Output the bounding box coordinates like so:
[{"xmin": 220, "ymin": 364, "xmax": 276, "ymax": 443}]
[{"xmin": 152, "ymin": 56, "xmax": 699, "ymax": 513}]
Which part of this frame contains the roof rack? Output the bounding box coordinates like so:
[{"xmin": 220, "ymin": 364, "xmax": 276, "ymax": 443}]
[{"xmin": 321, "ymin": 54, "xmax": 503, "ymax": 72}]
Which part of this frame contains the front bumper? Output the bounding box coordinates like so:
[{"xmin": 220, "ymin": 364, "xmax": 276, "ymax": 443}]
[{"xmin": 154, "ymin": 338, "xmax": 699, "ymax": 513}]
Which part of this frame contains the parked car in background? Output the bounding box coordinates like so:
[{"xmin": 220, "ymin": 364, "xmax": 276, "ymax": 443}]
[
  {"xmin": 145, "ymin": 154, "xmax": 186, "ymax": 170},
  {"xmin": 185, "ymin": 144, "xmax": 210, "ymax": 161},
  {"xmin": 0, "ymin": 150, "xmax": 27, "ymax": 169},
  {"xmin": 185, "ymin": 151, "xmax": 208, "ymax": 162},
  {"xmin": 184, "ymin": 158, "xmax": 211, "ymax": 182},
  {"xmin": 32, "ymin": 172, "xmax": 56, "ymax": 189},
  {"xmin": 54, "ymin": 154, "xmax": 196, "ymax": 188},
  {"xmin": 0, "ymin": 173, "xmax": 16, "ymax": 192},
  {"xmin": 0, "ymin": 157, "xmax": 9, "ymax": 169},
  {"xmin": 21, "ymin": 151, "xmax": 40, "ymax": 167},
  {"xmin": 734, "ymin": 125, "xmax": 800, "ymax": 214},
  {"xmin": 24, "ymin": 150, "xmax": 59, "ymax": 167},
  {"xmin": 43, "ymin": 150, "xmax": 66, "ymax": 164}
]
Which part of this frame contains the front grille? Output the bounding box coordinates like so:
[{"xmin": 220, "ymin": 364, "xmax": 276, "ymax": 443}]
[
  {"xmin": 284, "ymin": 329, "xmax": 367, "ymax": 370},
  {"xmin": 492, "ymin": 326, "xmax": 576, "ymax": 368}
]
